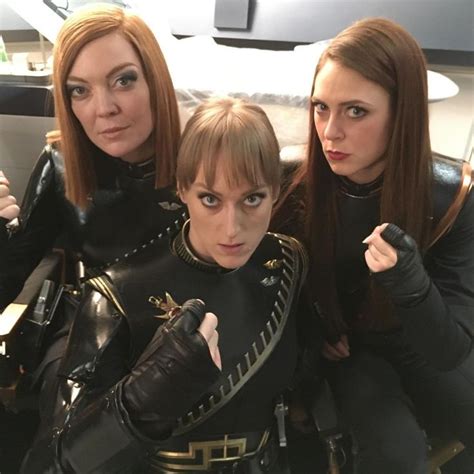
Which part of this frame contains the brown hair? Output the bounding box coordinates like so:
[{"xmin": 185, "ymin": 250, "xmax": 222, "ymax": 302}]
[
  {"xmin": 52, "ymin": 4, "xmax": 180, "ymax": 208},
  {"xmin": 276, "ymin": 17, "xmax": 433, "ymax": 335},
  {"xmin": 177, "ymin": 97, "xmax": 281, "ymax": 198}
]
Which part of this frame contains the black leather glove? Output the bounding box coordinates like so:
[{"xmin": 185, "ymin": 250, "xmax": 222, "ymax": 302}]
[
  {"xmin": 122, "ymin": 298, "xmax": 220, "ymax": 438},
  {"xmin": 372, "ymin": 224, "xmax": 431, "ymax": 307}
]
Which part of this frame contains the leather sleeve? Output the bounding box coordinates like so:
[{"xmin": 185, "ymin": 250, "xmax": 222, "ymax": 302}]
[
  {"xmin": 0, "ymin": 147, "xmax": 63, "ymax": 309},
  {"xmin": 395, "ymin": 189, "xmax": 474, "ymax": 370},
  {"xmin": 22, "ymin": 286, "xmax": 219, "ymax": 473}
]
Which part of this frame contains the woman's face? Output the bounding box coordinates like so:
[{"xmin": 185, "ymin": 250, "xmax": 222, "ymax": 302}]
[
  {"xmin": 312, "ymin": 59, "xmax": 392, "ymax": 184},
  {"xmin": 67, "ymin": 32, "xmax": 154, "ymax": 163},
  {"xmin": 179, "ymin": 157, "xmax": 275, "ymax": 269}
]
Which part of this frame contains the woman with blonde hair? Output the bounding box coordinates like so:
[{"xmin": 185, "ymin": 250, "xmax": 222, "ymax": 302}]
[
  {"xmin": 274, "ymin": 17, "xmax": 474, "ymax": 473},
  {"xmin": 22, "ymin": 97, "xmax": 310, "ymax": 473}
]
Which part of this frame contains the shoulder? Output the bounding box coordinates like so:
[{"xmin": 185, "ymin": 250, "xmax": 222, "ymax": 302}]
[
  {"xmin": 431, "ymin": 155, "xmax": 473, "ymax": 244},
  {"xmin": 432, "ymin": 154, "xmax": 472, "ymax": 219},
  {"xmin": 18, "ymin": 145, "xmax": 66, "ymax": 224}
]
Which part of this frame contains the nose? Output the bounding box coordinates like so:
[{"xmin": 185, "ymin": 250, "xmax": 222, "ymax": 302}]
[
  {"xmin": 323, "ymin": 113, "xmax": 344, "ymax": 141},
  {"xmin": 222, "ymin": 204, "xmax": 242, "ymax": 240},
  {"xmin": 95, "ymin": 88, "xmax": 119, "ymax": 117}
]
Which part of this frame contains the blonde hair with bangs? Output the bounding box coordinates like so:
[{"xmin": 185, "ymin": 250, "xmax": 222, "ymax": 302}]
[
  {"xmin": 177, "ymin": 98, "xmax": 280, "ymax": 198},
  {"xmin": 52, "ymin": 4, "xmax": 180, "ymax": 208}
]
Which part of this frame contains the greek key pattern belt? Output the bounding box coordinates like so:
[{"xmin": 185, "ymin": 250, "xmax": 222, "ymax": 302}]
[{"xmin": 152, "ymin": 430, "xmax": 270, "ymax": 471}]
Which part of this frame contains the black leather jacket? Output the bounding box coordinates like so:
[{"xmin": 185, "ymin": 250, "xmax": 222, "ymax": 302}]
[
  {"xmin": 335, "ymin": 155, "xmax": 474, "ymax": 370},
  {"xmin": 21, "ymin": 226, "xmax": 308, "ymax": 473},
  {"xmin": 0, "ymin": 145, "xmax": 187, "ymax": 310}
]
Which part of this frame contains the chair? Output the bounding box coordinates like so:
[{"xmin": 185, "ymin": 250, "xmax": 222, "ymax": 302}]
[{"xmin": 0, "ymin": 249, "xmax": 64, "ymax": 410}]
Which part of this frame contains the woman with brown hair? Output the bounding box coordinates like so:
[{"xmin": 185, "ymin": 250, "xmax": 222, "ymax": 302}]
[
  {"xmin": 0, "ymin": 4, "xmax": 183, "ymax": 471},
  {"xmin": 274, "ymin": 17, "xmax": 474, "ymax": 473}
]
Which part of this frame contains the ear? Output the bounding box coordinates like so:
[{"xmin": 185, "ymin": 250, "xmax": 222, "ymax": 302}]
[
  {"xmin": 177, "ymin": 184, "xmax": 187, "ymax": 204},
  {"xmin": 272, "ymin": 185, "xmax": 281, "ymax": 204}
]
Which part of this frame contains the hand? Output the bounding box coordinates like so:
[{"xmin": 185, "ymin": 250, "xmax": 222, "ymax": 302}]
[
  {"xmin": 366, "ymin": 223, "xmax": 431, "ymax": 307},
  {"xmin": 122, "ymin": 299, "xmax": 221, "ymax": 437},
  {"xmin": 0, "ymin": 171, "xmax": 20, "ymax": 221},
  {"xmin": 362, "ymin": 223, "xmax": 397, "ymax": 273},
  {"xmin": 322, "ymin": 334, "xmax": 350, "ymax": 361}
]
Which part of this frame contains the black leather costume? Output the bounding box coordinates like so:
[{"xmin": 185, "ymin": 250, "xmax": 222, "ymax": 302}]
[
  {"xmin": 325, "ymin": 155, "xmax": 474, "ymax": 473},
  {"xmin": 335, "ymin": 155, "xmax": 474, "ymax": 366},
  {"xmin": 0, "ymin": 144, "xmax": 187, "ymax": 472},
  {"xmin": 21, "ymin": 222, "xmax": 308, "ymax": 473},
  {"xmin": 0, "ymin": 144, "xmax": 187, "ymax": 310}
]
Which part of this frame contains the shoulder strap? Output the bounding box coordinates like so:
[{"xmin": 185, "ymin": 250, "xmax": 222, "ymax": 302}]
[
  {"xmin": 430, "ymin": 160, "xmax": 473, "ymax": 247},
  {"xmin": 87, "ymin": 274, "xmax": 127, "ymax": 317},
  {"xmin": 173, "ymin": 234, "xmax": 305, "ymax": 436}
]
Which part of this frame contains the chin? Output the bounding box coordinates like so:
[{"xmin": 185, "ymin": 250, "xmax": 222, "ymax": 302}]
[{"xmin": 216, "ymin": 254, "xmax": 251, "ymax": 270}]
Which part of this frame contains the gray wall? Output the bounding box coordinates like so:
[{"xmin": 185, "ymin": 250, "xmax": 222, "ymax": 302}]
[
  {"xmin": 0, "ymin": 3, "xmax": 32, "ymax": 30},
  {"xmin": 168, "ymin": 0, "xmax": 474, "ymax": 51}
]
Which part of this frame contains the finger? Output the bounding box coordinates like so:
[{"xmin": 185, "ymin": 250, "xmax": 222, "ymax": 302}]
[
  {"xmin": 362, "ymin": 223, "xmax": 389, "ymax": 244},
  {"xmin": 366, "ymin": 242, "xmax": 389, "ymax": 263},
  {"xmin": 322, "ymin": 344, "xmax": 340, "ymax": 361},
  {"xmin": 0, "ymin": 184, "xmax": 11, "ymax": 197},
  {"xmin": 365, "ymin": 232, "xmax": 397, "ymax": 259},
  {"xmin": 322, "ymin": 341, "xmax": 348, "ymax": 360},
  {"xmin": 197, "ymin": 312, "xmax": 218, "ymax": 342},
  {"xmin": 0, "ymin": 194, "xmax": 16, "ymax": 206},
  {"xmin": 365, "ymin": 242, "xmax": 397, "ymax": 272},
  {"xmin": 207, "ymin": 331, "xmax": 222, "ymax": 370},
  {"xmin": 340, "ymin": 334, "xmax": 350, "ymax": 351},
  {"xmin": 0, "ymin": 204, "xmax": 20, "ymax": 221},
  {"xmin": 333, "ymin": 340, "xmax": 350, "ymax": 357}
]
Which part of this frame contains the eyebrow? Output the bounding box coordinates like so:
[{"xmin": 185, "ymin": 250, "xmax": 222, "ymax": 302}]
[
  {"xmin": 67, "ymin": 62, "xmax": 138, "ymax": 83},
  {"xmin": 193, "ymin": 182, "xmax": 268, "ymax": 198},
  {"xmin": 311, "ymin": 96, "xmax": 373, "ymax": 107}
]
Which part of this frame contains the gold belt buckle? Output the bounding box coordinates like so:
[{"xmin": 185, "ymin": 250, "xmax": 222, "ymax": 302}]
[{"xmin": 155, "ymin": 430, "xmax": 270, "ymax": 471}]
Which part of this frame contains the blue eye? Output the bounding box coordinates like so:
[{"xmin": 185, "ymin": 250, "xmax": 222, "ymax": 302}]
[
  {"xmin": 244, "ymin": 193, "xmax": 265, "ymax": 207},
  {"xmin": 199, "ymin": 194, "xmax": 219, "ymax": 207},
  {"xmin": 67, "ymin": 85, "xmax": 87, "ymax": 99},
  {"xmin": 116, "ymin": 71, "xmax": 138, "ymax": 88},
  {"xmin": 312, "ymin": 101, "xmax": 328, "ymax": 113},
  {"xmin": 348, "ymin": 106, "xmax": 367, "ymax": 118}
]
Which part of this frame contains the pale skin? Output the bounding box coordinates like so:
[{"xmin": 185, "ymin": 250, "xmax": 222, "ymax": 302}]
[
  {"xmin": 198, "ymin": 312, "xmax": 221, "ymax": 370},
  {"xmin": 178, "ymin": 158, "xmax": 276, "ymax": 270},
  {"xmin": 0, "ymin": 34, "xmax": 152, "ymax": 221},
  {"xmin": 313, "ymin": 60, "xmax": 399, "ymax": 361},
  {"xmin": 0, "ymin": 171, "xmax": 20, "ymax": 221}
]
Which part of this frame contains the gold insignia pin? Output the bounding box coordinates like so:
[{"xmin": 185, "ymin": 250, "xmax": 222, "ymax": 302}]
[
  {"xmin": 148, "ymin": 292, "xmax": 181, "ymax": 320},
  {"xmin": 263, "ymin": 259, "xmax": 282, "ymax": 270},
  {"xmin": 158, "ymin": 201, "xmax": 182, "ymax": 211}
]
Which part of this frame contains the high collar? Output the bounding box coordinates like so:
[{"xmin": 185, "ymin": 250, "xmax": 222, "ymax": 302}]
[
  {"xmin": 172, "ymin": 220, "xmax": 232, "ymax": 274},
  {"xmin": 336, "ymin": 174, "xmax": 383, "ymax": 199},
  {"xmin": 113, "ymin": 156, "xmax": 155, "ymax": 180}
]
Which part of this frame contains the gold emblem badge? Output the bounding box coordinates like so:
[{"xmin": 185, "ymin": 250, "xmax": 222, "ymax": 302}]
[
  {"xmin": 158, "ymin": 201, "xmax": 182, "ymax": 211},
  {"xmin": 263, "ymin": 259, "xmax": 282, "ymax": 270},
  {"xmin": 148, "ymin": 292, "xmax": 181, "ymax": 320}
]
